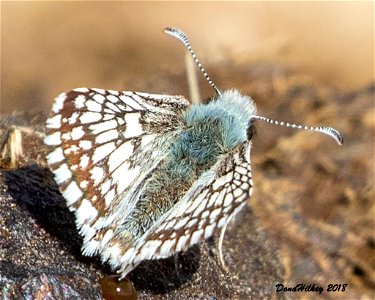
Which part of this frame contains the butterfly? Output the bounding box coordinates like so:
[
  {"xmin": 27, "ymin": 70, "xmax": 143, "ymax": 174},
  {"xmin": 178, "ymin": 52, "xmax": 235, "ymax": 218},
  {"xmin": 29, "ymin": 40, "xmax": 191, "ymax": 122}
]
[{"xmin": 44, "ymin": 27, "xmax": 343, "ymax": 279}]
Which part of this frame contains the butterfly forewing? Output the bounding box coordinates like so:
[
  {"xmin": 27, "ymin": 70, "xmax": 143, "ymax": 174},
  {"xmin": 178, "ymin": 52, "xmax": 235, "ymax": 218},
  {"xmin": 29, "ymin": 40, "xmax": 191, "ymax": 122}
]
[{"xmin": 45, "ymin": 88, "xmax": 189, "ymax": 247}]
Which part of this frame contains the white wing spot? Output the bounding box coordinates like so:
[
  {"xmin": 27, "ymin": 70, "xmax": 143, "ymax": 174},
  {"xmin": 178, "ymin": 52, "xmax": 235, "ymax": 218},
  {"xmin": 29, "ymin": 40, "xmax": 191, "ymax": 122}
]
[
  {"xmin": 117, "ymin": 117, "xmax": 125, "ymax": 125},
  {"xmin": 103, "ymin": 114, "xmax": 115, "ymax": 120},
  {"xmin": 107, "ymin": 95, "xmax": 119, "ymax": 103},
  {"xmin": 190, "ymin": 229, "xmax": 203, "ymax": 245},
  {"xmin": 75, "ymin": 95, "xmax": 86, "ymax": 109},
  {"xmin": 217, "ymin": 217, "xmax": 227, "ymax": 228},
  {"xmin": 215, "ymin": 190, "xmax": 226, "ymax": 206},
  {"xmin": 65, "ymin": 145, "xmax": 79, "ymax": 154},
  {"xmin": 52, "ymin": 93, "xmax": 66, "ymax": 113},
  {"xmin": 236, "ymin": 166, "xmax": 248, "ymax": 175},
  {"xmin": 63, "ymin": 181, "xmax": 83, "ymax": 206},
  {"xmin": 185, "ymin": 190, "xmax": 208, "ymax": 214},
  {"xmin": 54, "ymin": 163, "xmax": 72, "ymax": 184},
  {"xmin": 47, "ymin": 147, "xmax": 65, "ymax": 164},
  {"xmin": 176, "ymin": 235, "xmax": 189, "ymax": 252},
  {"xmin": 108, "ymin": 90, "xmax": 120, "ymax": 96},
  {"xmin": 192, "ymin": 199, "xmax": 208, "ymax": 218},
  {"xmin": 201, "ymin": 210, "xmax": 209, "ymax": 219},
  {"xmin": 104, "ymin": 189, "xmax": 115, "ymax": 207},
  {"xmin": 174, "ymin": 217, "xmax": 188, "ymax": 229},
  {"xmin": 105, "ymin": 101, "xmax": 121, "ymax": 113},
  {"xmin": 68, "ymin": 112, "xmax": 79, "ymax": 125},
  {"xmin": 123, "ymin": 113, "xmax": 142, "ymax": 138},
  {"xmin": 92, "ymin": 88, "xmax": 105, "ymax": 95},
  {"xmin": 76, "ymin": 198, "xmax": 99, "ymax": 225},
  {"xmin": 108, "ymin": 141, "xmax": 133, "ymax": 172},
  {"xmin": 241, "ymin": 182, "xmax": 250, "ymax": 190},
  {"xmin": 186, "ymin": 218, "xmax": 198, "ymax": 228},
  {"xmin": 204, "ymin": 223, "xmax": 215, "ymax": 239},
  {"xmin": 119, "ymin": 95, "xmax": 144, "ymax": 110},
  {"xmin": 223, "ymin": 193, "xmax": 234, "ymax": 207},
  {"xmin": 121, "ymin": 248, "xmax": 135, "ymax": 265},
  {"xmin": 86, "ymin": 99, "xmax": 102, "ymax": 112},
  {"xmin": 210, "ymin": 208, "xmax": 222, "ymax": 220},
  {"xmin": 80, "ymin": 112, "xmax": 102, "ymax": 124},
  {"xmin": 46, "ymin": 114, "xmax": 62, "ymax": 129},
  {"xmin": 62, "ymin": 132, "xmax": 72, "ymax": 141},
  {"xmin": 118, "ymin": 104, "xmax": 126, "ymax": 111},
  {"xmin": 100, "ymin": 179, "xmax": 111, "ymax": 195},
  {"xmin": 101, "ymin": 229, "xmax": 114, "ymax": 247},
  {"xmin": 73, "ymin": 87, "xmax": 89, "ymax": 93},
  {"xmin": 159, "ymin": 240, "xmax": 175, "ymax": 257},
  {"xmin": 71, "ymin": 126, "xmax": 85, "ymax": 140},
  {"xmin": 79, "ymin": 140, "xmax": 92, "ymax": 150},
  {"xmin": 92, "ymin": 142, "xmax": 115, "ymax": 164},
  {"xmin": 233, "ymin": 188, "xmax": 243, "ymax": 198},
  {"xmin": 79, "ymin": 154, "xmax": 90, "ymax": 169},
  {"xmin": 80, "ymin": 180, "xmax": 89, "ymax": 189},
  {"xmin": 44, "ymin": 132, "xmax": 61, "ymax": 146},
  {"xmin": 89, "ymin": 120, "xmax": 118, "ymax": 135},
  {"xmin": 96, "ymin": 129, "xmax": 119, "ymax": 144},
  {"xmin": 207, "ymin": 191, "xmax": 219, "ymax": 207},
  {"xmin": 139, "ymin": 240, "xmax": 162, "ymax": 260},
  {"xmin": 91, "ymin": 166, "xmax": 105, "ymax": 185},
  {"xmin": 92, "ymin": 93, "xmax": 106, "ymax": 104}
]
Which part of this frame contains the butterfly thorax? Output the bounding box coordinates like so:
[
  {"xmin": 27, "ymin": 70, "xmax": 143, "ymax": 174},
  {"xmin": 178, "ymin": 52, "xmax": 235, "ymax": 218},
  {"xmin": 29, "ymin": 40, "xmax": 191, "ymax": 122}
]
[{"xmin": 120, "ymin": 90, "xmax": 256, "ymax": 242}]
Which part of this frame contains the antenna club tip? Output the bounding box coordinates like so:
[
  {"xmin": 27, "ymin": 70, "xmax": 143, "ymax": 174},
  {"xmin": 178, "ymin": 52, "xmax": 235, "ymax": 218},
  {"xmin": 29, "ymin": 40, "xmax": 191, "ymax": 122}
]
[
  {"xmin": 327, "ymin": 127, "xmax": 344, "ymax": 146},
  {"xmin": 163, "ymin": 27, "xmax": 173, "ymax": 33},
  {"xmin": 163, "ymin": 27, "xmax": 181, "ymax": 35}
]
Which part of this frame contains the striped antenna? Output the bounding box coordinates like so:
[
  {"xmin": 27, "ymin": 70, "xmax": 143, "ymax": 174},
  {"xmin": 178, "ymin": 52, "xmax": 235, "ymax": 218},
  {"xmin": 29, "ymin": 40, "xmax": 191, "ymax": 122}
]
[
  {"xmin": 252, "ymin": 115, "xmax": 344, "ymax": 145},
  {"xmin": 164, "ymin": 27, "xmax": 221, "ymax": 96}
]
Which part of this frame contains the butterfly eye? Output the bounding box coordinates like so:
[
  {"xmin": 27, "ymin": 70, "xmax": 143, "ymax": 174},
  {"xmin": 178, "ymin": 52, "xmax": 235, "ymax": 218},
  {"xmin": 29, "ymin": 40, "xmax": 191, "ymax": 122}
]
[{"xmin": 246, "ymin": 122, "xmax": 257, "ymax": 140}]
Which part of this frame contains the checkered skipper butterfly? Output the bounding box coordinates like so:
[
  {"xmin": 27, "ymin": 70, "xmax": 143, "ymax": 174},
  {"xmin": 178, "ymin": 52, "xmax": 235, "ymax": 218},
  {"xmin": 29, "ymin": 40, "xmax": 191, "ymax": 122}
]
[{"xmin": 44, "ymin": 27, "xmax": 343, "ymax": 279}]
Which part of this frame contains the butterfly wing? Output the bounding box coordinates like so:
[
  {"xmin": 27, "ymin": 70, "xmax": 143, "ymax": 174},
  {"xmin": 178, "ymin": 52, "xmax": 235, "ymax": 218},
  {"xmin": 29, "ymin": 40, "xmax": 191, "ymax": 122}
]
[
  {"xmin": 45, "ymin": 87, "xmax": 189, "ymax": 254},
  {"xmin": 115, "ymin": 142, "xmax": 253, "ymax": 277}
]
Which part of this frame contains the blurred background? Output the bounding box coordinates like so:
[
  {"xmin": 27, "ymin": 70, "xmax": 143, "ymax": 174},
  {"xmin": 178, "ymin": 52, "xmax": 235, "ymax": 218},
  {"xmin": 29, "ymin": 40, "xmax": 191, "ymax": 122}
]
[{"xmin": 1, "ymin": 1, "xmax": 373, "ymax": 115}]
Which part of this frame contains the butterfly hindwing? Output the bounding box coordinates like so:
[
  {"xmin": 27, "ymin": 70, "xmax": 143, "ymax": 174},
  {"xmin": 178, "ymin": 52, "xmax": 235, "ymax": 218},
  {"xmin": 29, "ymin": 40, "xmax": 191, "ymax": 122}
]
[{"xmin": 116, "ymin": 143, "xmax": 253, "ymax": 276}]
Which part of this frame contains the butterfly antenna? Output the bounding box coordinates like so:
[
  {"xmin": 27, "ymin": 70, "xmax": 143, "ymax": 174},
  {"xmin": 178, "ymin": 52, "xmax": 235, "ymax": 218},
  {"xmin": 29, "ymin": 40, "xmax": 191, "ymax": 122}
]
[
  {"xmin": 253, "ymin": 116, "xmax": 344, "ymax": 145},
  {"xmin": 164, "ymin": 27, "xmax": 222, "ymax": 96}
]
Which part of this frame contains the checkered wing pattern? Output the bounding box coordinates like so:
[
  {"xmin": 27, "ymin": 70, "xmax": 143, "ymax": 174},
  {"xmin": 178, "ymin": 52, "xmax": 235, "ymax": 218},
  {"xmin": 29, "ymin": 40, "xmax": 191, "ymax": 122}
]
[
  {"xmin": 45, "ymin": 88, "xmax": 189, "ymax": 235},
  {"xmin": 117, "ymin": 142, "xmax": 253, "ymax": 276}
]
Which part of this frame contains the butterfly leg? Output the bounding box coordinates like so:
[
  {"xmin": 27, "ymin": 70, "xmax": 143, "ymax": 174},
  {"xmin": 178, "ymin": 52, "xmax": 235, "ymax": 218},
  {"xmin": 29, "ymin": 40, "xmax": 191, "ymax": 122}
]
[{"xmin": 217, "ymin": 211, "xmax": 235, "ymax": 274}]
